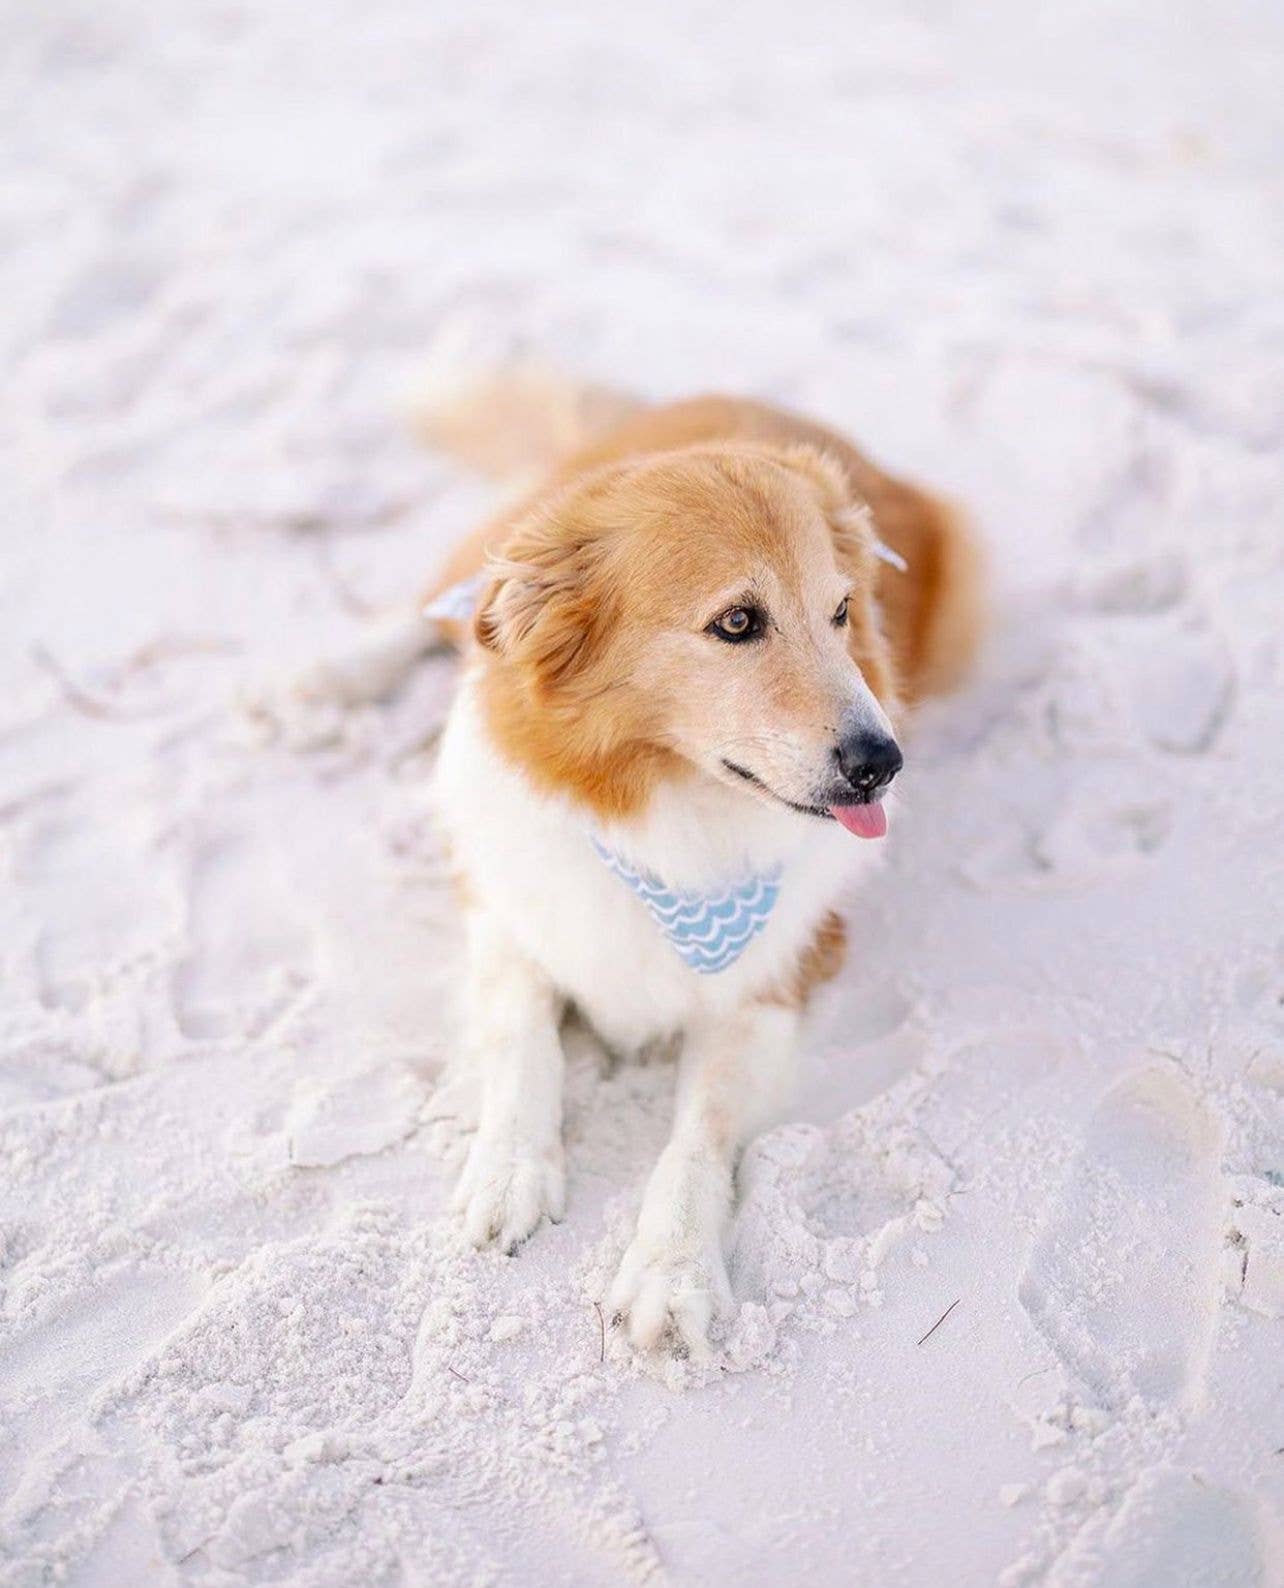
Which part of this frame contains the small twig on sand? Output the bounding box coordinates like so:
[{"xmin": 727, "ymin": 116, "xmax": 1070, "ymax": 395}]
[
  {"xmin": 447, "ymin": 1365, "xmax": 471, "ymax": 1384},
  {"xmin": 594, "ymin": 1301, "xmax": 605, "ymax": 1363},
  {"xmin": 916, "ymin": 1297, "xmax": 961, "ymax": 1347}
]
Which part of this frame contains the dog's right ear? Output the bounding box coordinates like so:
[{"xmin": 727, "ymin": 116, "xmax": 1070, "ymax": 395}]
[{"xmin": 473, "ymin": 515, "xmax": 608, "ymax": 693}]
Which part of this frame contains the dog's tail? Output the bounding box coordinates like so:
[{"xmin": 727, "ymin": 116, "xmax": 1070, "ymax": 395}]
[
  {"xmin": 906, "ymin": 493, "xmax": 986, "ymax": 704},
  {"xmin": 407, "ymin": 362, "xmax": 641, "ymax": 482},
  {"xmin": 868, "ymin": 481, "xmax": 985, "ymax": 707}
]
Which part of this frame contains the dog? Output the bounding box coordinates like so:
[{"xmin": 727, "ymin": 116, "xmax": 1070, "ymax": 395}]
[{"xmin": 419, "ymin": 373, "xmax": 982, "ymax": 1357}]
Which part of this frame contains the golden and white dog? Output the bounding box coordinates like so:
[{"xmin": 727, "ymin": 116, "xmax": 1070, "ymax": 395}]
[{"xmin": 419, "ymin": 376, "xmax": 981, "ymax": 1357}]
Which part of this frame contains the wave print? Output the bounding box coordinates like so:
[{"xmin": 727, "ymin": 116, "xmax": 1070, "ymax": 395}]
[{"xmin": 592, "ymin": 839, "xmax": 782, "ymax": 974}]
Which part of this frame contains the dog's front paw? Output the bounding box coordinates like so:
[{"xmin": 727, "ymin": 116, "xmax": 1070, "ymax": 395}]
[
  {"xmin": 452, "ymin": 1134, "xmax": 565, "ymax": 1253},
  {"xmin": 608, "ymin": 1236, "xmax": 733, "ymax": 1360}
]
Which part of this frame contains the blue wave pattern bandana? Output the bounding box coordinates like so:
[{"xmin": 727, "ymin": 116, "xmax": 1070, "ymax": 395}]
[{"xmin": 592, "ymin": 839, "xmax": 782, "ymax": 975}]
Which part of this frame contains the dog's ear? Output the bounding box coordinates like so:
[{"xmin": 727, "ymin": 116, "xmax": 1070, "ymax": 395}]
[
  {"xmin": 776, "ymin": 444, "xmax": 879, "ymax": 579},
  {"xmin": 777, "ymin": 444, "xmax": 901, "ymax": 711},
  {"xmin": 777, "ymin": 443, "xmax": 852, "ymax": 513},
  {"xmin": 474, "ymin": 513, "xmax": 608, "ymax": 692}
]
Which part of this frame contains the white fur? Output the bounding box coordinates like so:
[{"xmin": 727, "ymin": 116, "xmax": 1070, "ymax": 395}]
[{"xmin": 434, "ymin": 667, "xmax": 887, "ymax": 1353}]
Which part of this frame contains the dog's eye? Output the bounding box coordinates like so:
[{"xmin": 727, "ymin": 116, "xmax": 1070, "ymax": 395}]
[
  {"xmin": 708, "ymin": 606, "xmax": 762, "ymax": 643},
  {"xmin": 832, "ymin": 596, "xmax": 850, "ymax": 627}
]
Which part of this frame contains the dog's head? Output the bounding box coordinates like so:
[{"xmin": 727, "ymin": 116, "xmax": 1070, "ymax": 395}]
[{"xmin": 474, "ymin": 442, "xmax": 902, "ymax": 833}]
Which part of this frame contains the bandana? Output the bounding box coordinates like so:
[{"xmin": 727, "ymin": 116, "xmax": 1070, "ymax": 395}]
[{"xmin": 592, "ymin": 839, "xmax": 781, "ymax": 974}]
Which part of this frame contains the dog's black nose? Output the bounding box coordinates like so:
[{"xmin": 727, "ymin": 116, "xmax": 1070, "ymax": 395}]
[{"xmin": 835, "ymin": 729, "xmax": 903, "ymax": 795}]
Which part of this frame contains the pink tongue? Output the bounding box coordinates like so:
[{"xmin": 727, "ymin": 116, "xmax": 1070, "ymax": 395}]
[{"xmin": 831, "ymin": 801, "xmax": 887, "ymax": 839}]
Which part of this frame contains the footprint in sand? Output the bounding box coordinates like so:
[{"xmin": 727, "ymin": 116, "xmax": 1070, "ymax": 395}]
[
  {"xmin": 1075, "ymin": 551, "xmax": 1188, "ymax": 618},
  {"xmin": 1018, "ymin": 1067, "xmax": 1224, "ymax": 1410},
  {"xmin": 1070, "ymin": 546, "xmax": 1236, "ymax": 758},
  {"xmin": 0, "ymin": 1270, "xmax": 205, "ymax": 1410},
  {"xmin": 0, "ymin": 1269, "xmax": 206, "ymax": 1498},
  {"xmin": 1233, "ymin": 939, "xmax": 1284, "ymax": 1036},
  {"xmin": 732, "ymin": 1103, "xmax": 953, "ymax": 1323},
  {"xmin": 1047, "ymin": 1467, "xmax": 1273, "ymax": 1588},
  {"xmin": 963, "ymin": 778, "xmax": 1172, "ymax": 894},
  {"xmin": 1041, "ymin": 621, "xmax": 1234, "ymax": 761},
  {"xmin": 19, "ymin": 812, "xmax": 163, "ymax": 1018},
  {"xmin": 284, "ymin": 1064, "xmax": 427, "ymax": 1168},
  {"xmin": 1128, "ymin": 627, "xmax": 1236, "ymax": 756},
  {"xmin": 1028, "ymin": 767, "xmax": 1173, "ymax": 885},
  {"xmin": 171, "ymin": 834, "xmax": 314, "ymax": 1041}
]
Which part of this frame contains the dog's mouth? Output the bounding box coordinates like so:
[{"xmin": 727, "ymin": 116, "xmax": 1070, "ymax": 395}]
[{"xmin": 720, "ymin": 760, "xmax": 888, "ymax": 839}]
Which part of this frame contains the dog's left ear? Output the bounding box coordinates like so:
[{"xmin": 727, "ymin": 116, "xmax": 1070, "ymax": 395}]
[{"xmin": 474, "ymin": 514, "xmax": 607, "ymax": 692}]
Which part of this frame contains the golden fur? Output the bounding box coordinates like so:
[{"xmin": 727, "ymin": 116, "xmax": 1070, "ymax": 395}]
[
  {"xmin": 761, "ymin": 909, "xmax": 849, "ymax": 1009},
  {"xmin": 422, "ymin": 380, "xmax": 983, "ymax": 1005}
]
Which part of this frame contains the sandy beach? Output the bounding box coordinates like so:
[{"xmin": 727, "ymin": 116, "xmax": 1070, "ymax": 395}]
[{"xmin": 2, "ymin": 1, "xmax": 1282, "ymax": 1582}]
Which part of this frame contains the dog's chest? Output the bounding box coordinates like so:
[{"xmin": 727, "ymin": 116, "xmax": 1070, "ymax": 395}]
[
  {"xmin": 480, "ymin": 827, "xmax": 721, "ymax": 1044},
  {"xmin": 434, "ymin": 682, "xmax": 866, "ymax": 1048}
]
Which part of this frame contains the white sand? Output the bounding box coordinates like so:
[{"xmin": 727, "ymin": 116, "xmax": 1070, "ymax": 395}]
[{"xmin": 2, "ymin": 1, "xmax": 1283, "ymax": 1583}]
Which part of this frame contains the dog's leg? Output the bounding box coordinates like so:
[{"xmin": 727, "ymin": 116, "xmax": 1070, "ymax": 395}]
[
  {"xmin": 239, "ymin": 611, "xmax": 442, "ymax": 750},
  {"xmin": 452, "ymin": 915, "xmax": 566, "ymax": 1252},
  {"xmin": 609, "ymin": 1001, "xmax": 797, "ymax": 1358}
]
